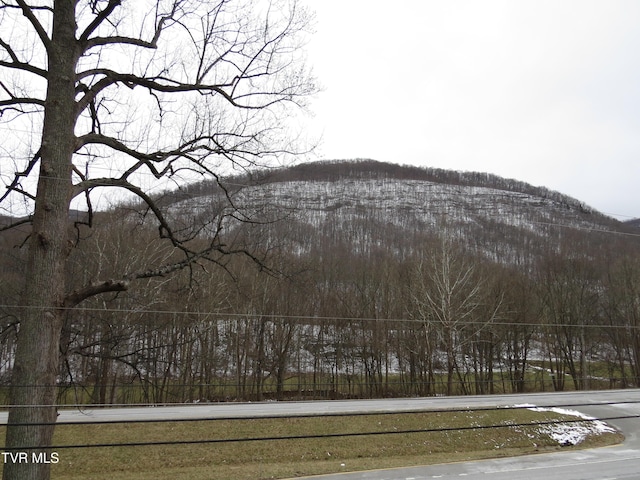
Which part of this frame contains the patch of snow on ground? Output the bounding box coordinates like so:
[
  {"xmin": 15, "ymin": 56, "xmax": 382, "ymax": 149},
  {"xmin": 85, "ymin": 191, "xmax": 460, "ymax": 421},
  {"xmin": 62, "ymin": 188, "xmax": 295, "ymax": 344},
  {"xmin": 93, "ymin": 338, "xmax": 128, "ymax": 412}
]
[{"xmin": 513, "ymin": 404, "xmax": 617, "ymax": 446}]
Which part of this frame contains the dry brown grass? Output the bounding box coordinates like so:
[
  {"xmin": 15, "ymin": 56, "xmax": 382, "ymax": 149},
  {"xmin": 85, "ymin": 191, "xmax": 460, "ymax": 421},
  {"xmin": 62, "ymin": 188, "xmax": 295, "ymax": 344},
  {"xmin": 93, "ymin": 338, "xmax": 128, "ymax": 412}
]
[{"xmin": 0, "ymin": 408, "xmax": 623, "ymax": 480}]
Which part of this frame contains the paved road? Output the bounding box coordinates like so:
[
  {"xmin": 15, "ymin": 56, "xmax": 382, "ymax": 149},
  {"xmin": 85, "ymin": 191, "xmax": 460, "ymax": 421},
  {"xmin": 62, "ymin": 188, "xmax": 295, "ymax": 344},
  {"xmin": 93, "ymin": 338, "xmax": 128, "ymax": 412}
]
[
  {"xmin": 1, "ymin": 389, "xmax": 638, "ymax": 479},
  {"xmin": 12, "ymin": 389, "xmax": 636, "ymax": 424}
]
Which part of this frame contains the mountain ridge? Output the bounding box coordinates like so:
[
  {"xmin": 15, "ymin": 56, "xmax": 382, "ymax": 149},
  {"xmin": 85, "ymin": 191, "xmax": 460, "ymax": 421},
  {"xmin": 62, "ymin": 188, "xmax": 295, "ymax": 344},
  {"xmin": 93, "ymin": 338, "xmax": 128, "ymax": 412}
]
[
  {"xmin": 251, "ymin": 158, "xmax": 599, "ymax": 213},
  {"xmin": 181, "ymin": 158, "xmax": 605, "ymax": 219},
  {"xmin": 159, "ymin": 159, "xmax": 631, "ymax": 266}
]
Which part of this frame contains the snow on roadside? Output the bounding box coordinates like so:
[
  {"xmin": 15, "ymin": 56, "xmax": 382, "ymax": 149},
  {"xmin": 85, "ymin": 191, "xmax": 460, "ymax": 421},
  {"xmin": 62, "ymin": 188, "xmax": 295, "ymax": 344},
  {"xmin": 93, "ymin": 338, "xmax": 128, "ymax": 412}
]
[{"xmin": 513, "ymin": 404, "xmax": 617, "ymax": 446}]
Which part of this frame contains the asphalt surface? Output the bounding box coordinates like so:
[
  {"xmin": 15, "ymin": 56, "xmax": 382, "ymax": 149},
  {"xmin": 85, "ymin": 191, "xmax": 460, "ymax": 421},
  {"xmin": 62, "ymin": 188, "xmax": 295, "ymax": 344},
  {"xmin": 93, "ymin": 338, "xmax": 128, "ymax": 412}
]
[{"xmin": 16, "ymin": 389, "xmax": 639, "ymax": 423}]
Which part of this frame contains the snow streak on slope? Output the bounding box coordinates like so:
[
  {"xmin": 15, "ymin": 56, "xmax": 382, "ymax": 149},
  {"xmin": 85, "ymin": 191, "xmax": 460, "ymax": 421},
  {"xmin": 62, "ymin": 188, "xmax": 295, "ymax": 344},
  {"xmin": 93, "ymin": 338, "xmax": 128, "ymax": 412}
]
[
  {"xmin": 168, "ymin": 174, "xmax": 618, "ymax": 263},
  {"xmin": 232, "ymin": 178, "xmax": 600, "ymax": 229}
]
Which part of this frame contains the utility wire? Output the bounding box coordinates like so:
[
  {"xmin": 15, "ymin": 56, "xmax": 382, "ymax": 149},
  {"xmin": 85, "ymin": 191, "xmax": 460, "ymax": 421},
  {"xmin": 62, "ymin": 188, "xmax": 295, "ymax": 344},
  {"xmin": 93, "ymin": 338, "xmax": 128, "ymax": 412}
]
[
  {"xmin": 3, "ymin": 414, "xmax": 636, "ymax": 452},
  {"xmin": 1, "ymin": 303, "xmax": 639, "ymax": 330}
]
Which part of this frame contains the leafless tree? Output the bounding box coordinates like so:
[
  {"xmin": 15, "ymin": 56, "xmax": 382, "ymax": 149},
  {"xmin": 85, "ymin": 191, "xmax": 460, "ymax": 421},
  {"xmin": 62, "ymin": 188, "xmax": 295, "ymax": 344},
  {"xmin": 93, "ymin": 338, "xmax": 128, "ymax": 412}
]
[
  {"xmin": 0, "ymin": 1, "xmax": 315, "ymax": 477},
  {"xmin": 411, "ymin": 237, "xmax": 501, "ymax": 395},
  {"xmin": 602, "ymin": 252, "xmax": 640, "ymax": 387},
  {"xmin": 537, "ymin": 254, "xmax": 600, "ymax": 391}
]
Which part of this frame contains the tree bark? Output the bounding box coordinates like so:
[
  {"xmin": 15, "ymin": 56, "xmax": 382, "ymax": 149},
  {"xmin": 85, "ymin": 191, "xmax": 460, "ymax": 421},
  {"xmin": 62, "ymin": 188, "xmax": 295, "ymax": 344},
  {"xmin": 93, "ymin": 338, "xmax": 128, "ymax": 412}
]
[{"xmin": 4, "ymin": 3, "xmax": 78, "ymax": 479}]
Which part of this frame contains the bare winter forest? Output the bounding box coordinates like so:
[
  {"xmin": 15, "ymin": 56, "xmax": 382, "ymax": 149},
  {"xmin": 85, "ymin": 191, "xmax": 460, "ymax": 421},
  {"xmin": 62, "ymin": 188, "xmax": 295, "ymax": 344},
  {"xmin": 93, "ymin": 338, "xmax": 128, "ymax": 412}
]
[{"xmin": 1, "ymin": 160, "xmax": 639, "ymax": 404}]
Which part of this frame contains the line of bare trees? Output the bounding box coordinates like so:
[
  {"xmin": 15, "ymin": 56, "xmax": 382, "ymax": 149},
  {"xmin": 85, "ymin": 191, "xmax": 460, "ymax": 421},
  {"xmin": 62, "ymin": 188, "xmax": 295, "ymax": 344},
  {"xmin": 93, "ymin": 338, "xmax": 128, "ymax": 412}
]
[{"xmin": 2, "ymin": 204, "xmax": 639, "ymax": 404}]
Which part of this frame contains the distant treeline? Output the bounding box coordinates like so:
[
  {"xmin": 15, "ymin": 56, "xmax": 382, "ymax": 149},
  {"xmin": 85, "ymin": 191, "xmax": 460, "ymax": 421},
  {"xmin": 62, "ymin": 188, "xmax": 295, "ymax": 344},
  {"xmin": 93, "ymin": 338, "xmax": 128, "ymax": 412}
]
[{"xmin": 1, "ymin": 160, "xmax": 639, "ymax": 405}]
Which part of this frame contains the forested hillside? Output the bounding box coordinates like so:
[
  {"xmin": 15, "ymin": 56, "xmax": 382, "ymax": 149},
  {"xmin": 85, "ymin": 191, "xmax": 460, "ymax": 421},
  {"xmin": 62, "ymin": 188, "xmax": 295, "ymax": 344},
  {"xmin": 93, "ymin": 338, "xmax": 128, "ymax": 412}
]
[{"xmin": 1, "ymin": 159, "xmax": 639, "ymax": 404}]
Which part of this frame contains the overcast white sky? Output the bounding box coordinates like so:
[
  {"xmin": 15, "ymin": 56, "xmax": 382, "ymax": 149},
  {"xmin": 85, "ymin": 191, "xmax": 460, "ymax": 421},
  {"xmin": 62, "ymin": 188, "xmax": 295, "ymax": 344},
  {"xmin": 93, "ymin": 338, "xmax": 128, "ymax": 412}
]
[{"xmin": 303, "ymin": 1, "xmax": 640, "ymax": 219}]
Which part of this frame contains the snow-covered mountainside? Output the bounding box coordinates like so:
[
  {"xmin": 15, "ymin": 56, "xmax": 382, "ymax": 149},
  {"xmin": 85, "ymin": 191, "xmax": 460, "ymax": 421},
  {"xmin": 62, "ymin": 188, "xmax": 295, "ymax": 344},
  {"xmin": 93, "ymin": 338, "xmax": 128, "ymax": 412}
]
[{"xmin": 166, "ymin": 159, "xmax": 627, "ymax": 264}]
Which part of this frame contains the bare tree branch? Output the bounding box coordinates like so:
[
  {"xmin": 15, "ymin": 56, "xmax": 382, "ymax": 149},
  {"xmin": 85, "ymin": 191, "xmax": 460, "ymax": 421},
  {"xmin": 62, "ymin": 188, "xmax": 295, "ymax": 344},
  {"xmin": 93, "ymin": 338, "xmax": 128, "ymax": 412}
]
[
  {"xmin": 63, "ymin": 279, "xmax": 130, "ymax": 308},
  {"xmin": 80, "ymin": 1, "xmax": 178, "ymax": 52},
  {"xmin": 73, "ymin": 68, "xmax": 276, "ymax": 109},
  {"xmin": 77, "ymin": 0, "xmax": 121, "ymax": 44},
  {"xmin": 0, "ymin": 38, "xmax": 48, "ymax": 77},
  {"xmin": 0, "ymin": 97, "xmax": 45, "ymax": 108},
  {"xmin": 14, "ymin": 0, "xmax": 51, "ymax": 50},
  {"xmin": 71, "ymin": 176, "xmax": 182, "ymax": 242},
  {"xmin": 0, "ymin": 149, "xmax": 40, "ymax": 203}
]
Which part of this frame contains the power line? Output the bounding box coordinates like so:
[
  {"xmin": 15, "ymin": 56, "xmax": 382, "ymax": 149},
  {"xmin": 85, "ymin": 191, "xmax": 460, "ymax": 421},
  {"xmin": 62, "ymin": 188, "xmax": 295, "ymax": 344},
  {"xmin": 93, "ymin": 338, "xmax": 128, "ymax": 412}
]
[
  {"xmin": 3, "ymin": 413, "xmax": 635, "ymax": 451},
  {"xmin": 1, "ymin": 303, "xmax": 639, "ymax": 330},
  {"xmin": 0, "ymin": 304, "xmax": 640, "ymax": 329},
  {"xmin": 529, "ymin": 220, "xmax": 640, "ymax": 238}
]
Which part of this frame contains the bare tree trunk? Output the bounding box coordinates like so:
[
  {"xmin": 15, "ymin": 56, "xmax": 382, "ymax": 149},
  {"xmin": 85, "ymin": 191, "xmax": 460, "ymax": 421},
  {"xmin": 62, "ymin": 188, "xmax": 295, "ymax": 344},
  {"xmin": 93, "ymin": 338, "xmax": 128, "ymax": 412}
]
[
  {"xmin": 4, "ymin": 3, "xmax": 78, "ymax": 478},
  {"xmin": 1, "ymin": 2, "xmax": 315, "ymax": 477}
]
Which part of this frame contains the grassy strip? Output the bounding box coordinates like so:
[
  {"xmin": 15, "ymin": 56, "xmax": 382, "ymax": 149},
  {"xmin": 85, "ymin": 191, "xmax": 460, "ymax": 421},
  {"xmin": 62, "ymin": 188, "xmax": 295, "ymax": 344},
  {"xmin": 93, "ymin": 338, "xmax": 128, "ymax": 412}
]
[{"xmin": 0, "ymin": 409, "xmax": 623, "ymax": 480}]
